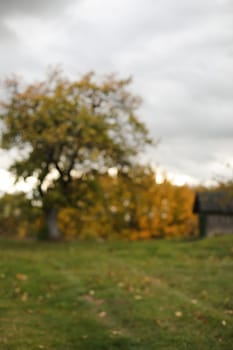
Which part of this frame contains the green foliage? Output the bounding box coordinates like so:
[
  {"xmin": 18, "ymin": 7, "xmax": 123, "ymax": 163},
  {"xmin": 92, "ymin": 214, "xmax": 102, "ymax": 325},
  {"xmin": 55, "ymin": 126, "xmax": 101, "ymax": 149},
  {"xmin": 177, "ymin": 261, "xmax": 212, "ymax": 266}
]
[
  {"xmin": 0, "ymin": 193, "xmax": 41, "ymax": 238},
  {"xmin": 0, "ymin": 70, "xmax": 151, "ymax": 202},
  {"xmin": 0, "ymin": 235, "xmax": 232, "ymax": 349}
]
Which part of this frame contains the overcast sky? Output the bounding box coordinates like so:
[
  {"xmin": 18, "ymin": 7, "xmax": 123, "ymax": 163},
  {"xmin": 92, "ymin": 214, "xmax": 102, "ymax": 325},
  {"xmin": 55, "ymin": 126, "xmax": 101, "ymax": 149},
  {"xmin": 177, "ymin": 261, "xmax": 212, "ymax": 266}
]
[{"xmin": 0, "ymin": 0, "xmax": 233, "ymax": 191}]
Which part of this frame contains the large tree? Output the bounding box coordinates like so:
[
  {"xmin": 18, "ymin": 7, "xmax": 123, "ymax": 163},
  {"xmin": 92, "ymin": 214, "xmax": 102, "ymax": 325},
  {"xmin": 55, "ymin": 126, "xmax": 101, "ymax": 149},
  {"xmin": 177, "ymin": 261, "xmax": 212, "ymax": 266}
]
[{"xmin": 0, "ymin": 70, "xmax": 152, "ymax": 240}]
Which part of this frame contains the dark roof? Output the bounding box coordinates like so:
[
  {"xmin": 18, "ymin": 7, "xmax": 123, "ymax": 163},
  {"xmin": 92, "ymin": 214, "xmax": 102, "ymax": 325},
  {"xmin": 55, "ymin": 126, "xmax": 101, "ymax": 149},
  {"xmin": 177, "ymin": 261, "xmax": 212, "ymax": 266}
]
[{"xmin": 193, "ymin": 190, "xmax": 233, "ymax": 214}]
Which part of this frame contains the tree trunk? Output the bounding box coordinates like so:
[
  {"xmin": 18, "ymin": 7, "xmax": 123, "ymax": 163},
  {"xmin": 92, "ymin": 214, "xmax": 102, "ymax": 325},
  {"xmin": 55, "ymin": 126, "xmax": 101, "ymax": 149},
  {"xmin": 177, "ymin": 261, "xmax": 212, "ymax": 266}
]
[{"xmin": 46, "ymin": 207, "xmax": 62, "ymax": 241}]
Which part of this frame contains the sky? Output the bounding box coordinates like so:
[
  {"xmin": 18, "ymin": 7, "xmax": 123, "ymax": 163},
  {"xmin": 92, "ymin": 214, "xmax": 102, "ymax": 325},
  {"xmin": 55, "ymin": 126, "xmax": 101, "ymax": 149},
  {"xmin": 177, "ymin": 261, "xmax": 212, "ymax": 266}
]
[{"xmin": 0, "ymin": 0, "xmax": 233, "ymax": 193}]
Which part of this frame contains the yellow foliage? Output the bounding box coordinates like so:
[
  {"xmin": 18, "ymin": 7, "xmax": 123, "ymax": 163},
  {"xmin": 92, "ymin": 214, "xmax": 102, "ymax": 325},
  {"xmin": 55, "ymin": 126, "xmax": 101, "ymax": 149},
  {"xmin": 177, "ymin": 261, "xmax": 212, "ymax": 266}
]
[
  {"xmin": 58, "ymin": 170, "xmax": 198, "ymax": 240},
  {"xmin": 58, "ymin": 208, "xmax": 80, "ymax": 239},
  {"xmin": 17, "ymin": 223, "xmax": 28, "ymax": 239},
  {"xmin": 0, "ymin": 167, "xmax": 197, "ymax": 240}
]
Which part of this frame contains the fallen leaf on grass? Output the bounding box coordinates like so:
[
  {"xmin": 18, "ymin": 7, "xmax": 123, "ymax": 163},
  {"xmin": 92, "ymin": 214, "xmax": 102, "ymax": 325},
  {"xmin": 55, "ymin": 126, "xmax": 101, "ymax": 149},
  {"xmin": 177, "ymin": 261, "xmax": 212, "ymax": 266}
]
[
  {"xmin": 83, "ymin": 294, "xmax": 104, "ymax": 306},
  {"xmin": 224, "ymin": 310, "xmax": 233, "ymax": 315},
  {"xmin": 83, "ymin": 295, "xmax": 94, "ymax": 303},
  {"xmin": 154, "ymin": 319, "xmax": 162, "ymax": 327},
  {"xmin": 222, "ymin": 320, "xmax": 227, "ymax": 326},
  {"xmin": 98, "ymin": 311, "xmax": 107, "ymax": 318},
  {"xmin": 191, "ymin": 299, "xmax": 198, "ymax": 304},
  {"xmin": 14, "ymin": 287, "xmax": 21, "ymax": 294},
  {"xmin": 143, "ymin": 276, "xmax": 152, "ymax": 284},
  {"xmin": 111, "ymin": 330, "xmax": 122, "ymax": 336},
  {"xmin": 117, "ymin": 282, "xmax": 125, "ymax": 288},
  {"xmin": 16, "ymin": 273, "xmax": 28, "ymax": 281},
  {"xmin": 134, "ymin": 295, "xmax": 142, "ymax": 300},
  {"xmin": 21, "ymin": 292, "xmax": 29, "ymax": 302},
  {"xmin": 127, "ymin": 285, "xmax": 134, "ymax": 292},
  {"xmin": 175, "ymin": 311, "xmax": 182, "ymax": 317}
]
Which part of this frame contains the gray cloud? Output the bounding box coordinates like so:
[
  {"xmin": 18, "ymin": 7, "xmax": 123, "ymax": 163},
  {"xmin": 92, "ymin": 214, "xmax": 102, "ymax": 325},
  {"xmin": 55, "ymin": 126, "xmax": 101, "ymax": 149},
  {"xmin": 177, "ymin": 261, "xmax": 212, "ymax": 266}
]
[
  {"xmin": 0, "ymin": 0, "xmax": 233, "ymax": 184},
  {"xmin": 0, "ymin": 0, "xmax": 76, "ymax": 42},
  {"xmin": 0, "ymin": 0, "xmax": 75, "ymax": 16},
  {"xmin": 0, "ymin": 21, "xmax": 18, "ymax": 42},
  {"xmin": 146, "ymin": 137, "xmax": 233, "ymax": 185}
]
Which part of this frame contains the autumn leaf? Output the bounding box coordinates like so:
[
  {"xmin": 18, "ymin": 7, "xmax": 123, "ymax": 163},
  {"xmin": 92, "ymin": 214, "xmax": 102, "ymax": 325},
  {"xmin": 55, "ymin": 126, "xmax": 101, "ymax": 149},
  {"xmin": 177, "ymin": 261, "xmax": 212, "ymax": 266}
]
[
  {"xmin": 21, "ymin": 292, "xmax": 29, "ymax": 302},
  {"xmin": 224, "ymin": 309, "xmax": 233, "ymax": 315},
  {"xmin": 175, "ymin": 311, "xmax": 182, "ymax": 317},
  {"xmin": 117, "ymin": 282, "xmax": 125, "ymax": 288},
  {"xmin": 14, "ymin": 287, "xmax": 21, "ymax": 294},
  {"xmin": 143, "ymin": 276, "xmax": 152, "ymax": 284},
  {"xmin": 155, "ymin": 319, "xmax": 162, "ymax": 327},
  {"xmin": 16, "ymin": 273, "xmax": 28, "ymax": 281},
  {"xmin": 111, "ymin": 330, "xmax": 122, "ymax": 336}
]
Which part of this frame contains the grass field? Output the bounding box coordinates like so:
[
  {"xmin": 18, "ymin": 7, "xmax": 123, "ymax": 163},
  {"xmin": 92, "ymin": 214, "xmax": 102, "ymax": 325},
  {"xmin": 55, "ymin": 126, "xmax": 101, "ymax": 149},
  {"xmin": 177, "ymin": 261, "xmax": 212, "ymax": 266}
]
[{"xmin": 0, "ymin": 235, "xmax": 232, "ymax": 350}]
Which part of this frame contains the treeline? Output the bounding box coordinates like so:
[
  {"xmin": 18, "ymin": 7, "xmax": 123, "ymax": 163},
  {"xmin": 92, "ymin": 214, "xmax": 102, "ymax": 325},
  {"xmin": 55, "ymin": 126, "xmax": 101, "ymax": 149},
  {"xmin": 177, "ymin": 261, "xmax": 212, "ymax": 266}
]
[{"xmin": 0, "ymin": 166, "xmax": 198, "ymax": 240}]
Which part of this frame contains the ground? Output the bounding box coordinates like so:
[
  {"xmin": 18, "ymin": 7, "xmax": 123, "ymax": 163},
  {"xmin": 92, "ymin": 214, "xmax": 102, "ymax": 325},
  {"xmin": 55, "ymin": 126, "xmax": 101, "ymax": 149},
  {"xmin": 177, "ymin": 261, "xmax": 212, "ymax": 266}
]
[{"xmin": 0, "ymin": 235, "xmax": 232, "ymax": 349}]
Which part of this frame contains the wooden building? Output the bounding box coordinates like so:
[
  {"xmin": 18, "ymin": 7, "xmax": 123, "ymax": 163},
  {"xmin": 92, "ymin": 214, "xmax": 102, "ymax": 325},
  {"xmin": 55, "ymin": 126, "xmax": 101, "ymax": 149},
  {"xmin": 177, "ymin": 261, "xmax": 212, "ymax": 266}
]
[{"xmin": 193, "ymin": 191, "xmax": 233, "ymax": 237}]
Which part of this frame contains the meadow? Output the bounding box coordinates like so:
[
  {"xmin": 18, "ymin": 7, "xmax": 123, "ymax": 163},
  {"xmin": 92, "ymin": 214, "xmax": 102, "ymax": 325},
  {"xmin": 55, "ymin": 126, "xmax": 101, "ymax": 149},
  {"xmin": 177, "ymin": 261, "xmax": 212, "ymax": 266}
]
[{"xmin": 0, "ymin": 235, "xmax": 232, "ymax": 349}]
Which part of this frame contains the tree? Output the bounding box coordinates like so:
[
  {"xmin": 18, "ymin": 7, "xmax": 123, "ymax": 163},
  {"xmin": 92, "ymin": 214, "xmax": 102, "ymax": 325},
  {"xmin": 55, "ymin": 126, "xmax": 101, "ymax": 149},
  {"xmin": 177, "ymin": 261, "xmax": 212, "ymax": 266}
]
[{"xmin": 0, "ymin": 70, "xmax": 152, "ymax": 240}]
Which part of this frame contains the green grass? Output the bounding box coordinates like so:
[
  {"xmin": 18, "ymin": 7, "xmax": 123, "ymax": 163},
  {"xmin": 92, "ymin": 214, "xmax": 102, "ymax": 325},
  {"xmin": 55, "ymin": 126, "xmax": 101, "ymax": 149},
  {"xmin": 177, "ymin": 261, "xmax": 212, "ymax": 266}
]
[{"xmin": 0, "ymin": 235, "xmax": 232, "ymax": 350}]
